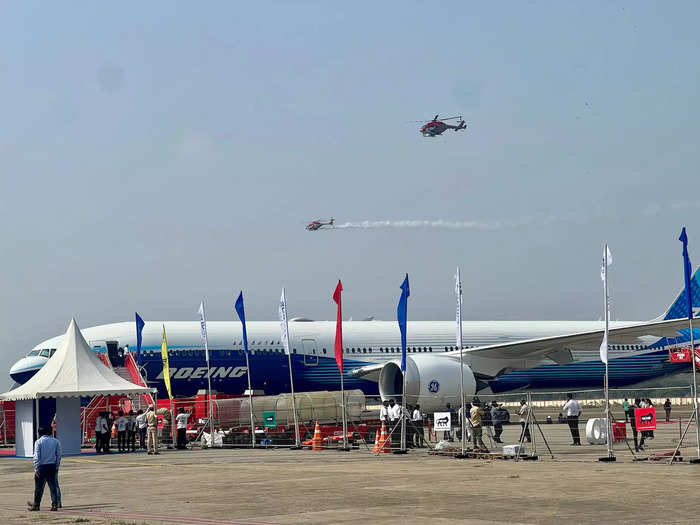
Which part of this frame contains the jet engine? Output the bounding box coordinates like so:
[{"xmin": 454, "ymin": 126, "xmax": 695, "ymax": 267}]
[{"xmin": 377, "ymin": 354, "xmax": 477, "ymax": 412}]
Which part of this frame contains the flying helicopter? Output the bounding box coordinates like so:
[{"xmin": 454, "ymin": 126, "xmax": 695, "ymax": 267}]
[
  {"xmin": 419, "ymin": 115, "xmax": 466, "ymax": 137},
  {"xmin": 305, "ymin": 218, "xmax": 335, "ymax": 231}
]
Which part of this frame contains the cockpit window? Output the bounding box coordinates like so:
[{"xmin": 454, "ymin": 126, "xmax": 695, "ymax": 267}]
[
  {"xmin": 49, "ymin": 349, "xmax": 56, "ymax": 356},
  {"xmin": 27, "ymin": 350, "xmax": 40, "ymax": 356},
  {"xmin": 40, "ymin": 349, "xmax": 50, "ymax": 357}
]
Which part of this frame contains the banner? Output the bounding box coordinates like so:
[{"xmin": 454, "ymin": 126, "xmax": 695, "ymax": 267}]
[
  {"xmin": 599, "ymin": 244, "xmax": 613, "ymax": 364},
  {"xmin": 198, "ymin": 301, "xmax": 210, "ymax": 364},
  {"xmin": 433, "ymin": 412, "xmax": 451, "ymax": 431},
  {"xmin": 135, "ymin": 312, "xmax": 145, "ymax": 366},
  {"xmin": 397, "ymin": 274, "xmax": 410, "ymax": 372},
  {"xmin": 332, "ymin": 280, "xmax": 343, "ymax": 373},
  {"xmin": 670, "ymin": 348, "xmax": 693, "ymax": 362},
  {"xmin": 455, "ymin": 267, "xmax": 462, "ymax": 350},
  {"xmin": 161, "ymin": 324, "xmax": 172, "ymax": 400},
  {"xmin": 634, "ymin": 407, "xmax": 656, "ymax": 431},
  {"xmin": 680, "ymin": 227, "xmax": 694, "ymax": 319},
  {"xmin": 235, "ymin": 292, "xmax": 249, "ymax": 354},
  {"xmin": 279, "ymin": 288, "xmax": 291, "ymax": 355}
]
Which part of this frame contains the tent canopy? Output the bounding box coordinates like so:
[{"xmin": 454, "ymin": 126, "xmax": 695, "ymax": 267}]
[{"xmin": 0, "ymin": 318, "xmax": 154, "ymax": 401}]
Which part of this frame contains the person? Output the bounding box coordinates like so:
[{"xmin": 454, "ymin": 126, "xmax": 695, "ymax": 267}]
[
  {"xmin": 469, "ymin": 397, "xmax": 488, "ymax": 452},
  {"xmin": 379, "ymin": 400, "xmax": 389, "ymax": 429},
  {"xmin": 175, "ymin": 407, "xmax": 190, "ymax": 450},
  {"xmin": 388, "ymin": 399, "xmax": 401, "ymax": 449},
  {"xmin": 644, "ymin": 399, "xmax": 655, "ymax": 440},
  {"xmin": 136, "ymin": 409, "xmax": 147, "ymax": 449},
  {"xmin": 412, "ymin": 404, "xmax": 423, "ymax": 447},
  {"xmin": 145, "ymin": 404, "xmax": 159, "ymax": 455},
  {"xmin": 622, "ymin": 398, "xmax": 631, "ymax": 422},
  {"xmin": 490, "ymin": 401, "xmax": 505, "ymax": 443},
  {"xmin": 444, "ymin": 403, "xmax": 454, "ymax": 441},
  {"xmin": 94, "ymin": 411, "xmax": 109, "ymax": 453},
  {"xmin": 664, "ymin": 398, "xmax": 672, "ymax": 422},
  {"xmin": 127, "ymin": 410, "xmax": 137, "ymax": 452},
  {"xmin": 562, "ymin": 393, "xmax": 582, "ymax": 445},
  {"xmin": 211, "ymin": 427, "xmax": 226, "ymax": 448},
  {"xmin": 116, "ymin": 410, "xmax": 128, "ymax": 453},
  {"xmin": 519, "ymin": 399, "xmax": 532, "ymax": 443},
  {"xmin": 628, "ymin": 398, "xmax": 645, "ymax": 452},
  {"xmin": 28, "ymin": 427, "xmax": 61, "ymax": 512}
]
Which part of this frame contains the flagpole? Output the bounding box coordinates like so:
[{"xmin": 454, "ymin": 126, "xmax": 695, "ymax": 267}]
[
  {"xmin": 280, "ymin": 289, "xmax": 300, "ymax": 448},
  {"xmin": 200, "ymin": 305, "xmax": 214, "ymax": 444},
  {"xmin": 340, "ymin": 362, "xmax": 348, "ymax": 450},
  {"xmin": 603, "ymin": 245, "xmax": 613, "ymax": 460},
  {"xmin": 456, "ymin": 267, "xmax": 466, "ymax": 456},
  {"xmin": 245, "ymin": 351, "xmax": 255, "ymax": 448}
]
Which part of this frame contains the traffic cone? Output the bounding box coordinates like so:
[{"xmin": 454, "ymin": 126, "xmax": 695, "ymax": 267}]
[
  {"xmin": 311, "ymin": 421, "xmax": 323, "ymax": 451},
  {"xmin": 378, "ymin": 421, "xmax": 391, "ymax": 454},
  {"xmin": 372, "ymin": 428, "xmax": 381, "ymax": 453}
]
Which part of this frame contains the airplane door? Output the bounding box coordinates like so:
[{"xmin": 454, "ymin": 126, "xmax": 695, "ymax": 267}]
[{"xmin": 302, "ymin": 339, "xmax": 318, "ymax": 366}]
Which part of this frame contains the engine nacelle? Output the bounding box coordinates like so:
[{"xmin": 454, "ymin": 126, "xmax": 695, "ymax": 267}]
[{"xmin": 377, "ymin": 354, "xmax": 477, "ymax": 412}]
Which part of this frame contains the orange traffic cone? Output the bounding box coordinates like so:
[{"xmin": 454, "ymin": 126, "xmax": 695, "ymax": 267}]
[
  {"xmin": 372, "ymin": 428, "xmax": 381, "ymax": 453},
  {"xmin": 311, "ymin": 421, "xmax": 323, "ymax": 451},
  {"xmin": 378, "ymin": 421, "xmax": 391, "ymax": 454}
]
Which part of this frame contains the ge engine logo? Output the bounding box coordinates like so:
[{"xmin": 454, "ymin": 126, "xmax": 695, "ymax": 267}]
[{"xmin": 428, "ymin": 380, "xmax": 440, "ymax": 393}]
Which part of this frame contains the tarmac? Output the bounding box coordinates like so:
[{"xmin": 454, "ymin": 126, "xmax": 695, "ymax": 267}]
[{"xmin": 1, "ymin": 419, "xmax": 700, "ymax": 525}]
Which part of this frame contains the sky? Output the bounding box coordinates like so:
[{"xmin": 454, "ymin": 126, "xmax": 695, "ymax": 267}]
[{"xmin": 1, "ymin": 1, "xmax": 700, "ymax": 389}]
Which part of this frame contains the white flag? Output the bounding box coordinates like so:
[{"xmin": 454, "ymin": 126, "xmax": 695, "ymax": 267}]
[
  {"xmin": 599, "ymin": 245, "xmax": 612, "ymax": 364},
  {"xmin": 279, "ymin": 288, "xmax": 291, "ymax": 355},
  {"xmin": 198, "ymin": 301, "xmax": 210, "ymax": 364},
  {"xmin": 455, "ymin": 267, "xmax": 463, "ymax": 350}
]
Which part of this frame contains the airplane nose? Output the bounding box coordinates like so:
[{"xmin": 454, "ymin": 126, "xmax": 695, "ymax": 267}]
[{"xmin": 9, "ymin": 356, "xmax": 46, "ymax": 384}]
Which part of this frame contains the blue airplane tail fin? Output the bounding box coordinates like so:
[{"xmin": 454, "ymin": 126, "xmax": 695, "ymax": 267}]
[{"xmin": 659, "ymin": 266, "xmax": 700, "ymax": 320}]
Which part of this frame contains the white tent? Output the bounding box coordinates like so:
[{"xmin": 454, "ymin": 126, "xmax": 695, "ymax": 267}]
[{"xmin": 1, "ymin": 318, "xmax": 154, "ymax": 456}]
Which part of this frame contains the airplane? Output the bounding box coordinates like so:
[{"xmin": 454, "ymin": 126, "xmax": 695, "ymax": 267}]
[
  {"xmin": 306, "ymin": 218, "xmax": 335, "ymax": 231},
  {"xmin": 420, "ymin": 115, "xmax": 467, "ymax": 137},
  {"xmin": 9, "ymin": 270, "xmax": 700, "ymax": 412}
]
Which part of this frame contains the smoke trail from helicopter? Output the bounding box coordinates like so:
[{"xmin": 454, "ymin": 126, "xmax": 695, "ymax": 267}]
[{"xmin": 333, "ymin": 219, "xmax": 515, "ymax": 230}]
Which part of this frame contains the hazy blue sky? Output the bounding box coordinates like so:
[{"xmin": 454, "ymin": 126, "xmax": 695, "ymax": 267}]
[{"xmin": 2, "ymin": 1, "xmax": 699, "ymax": 388}]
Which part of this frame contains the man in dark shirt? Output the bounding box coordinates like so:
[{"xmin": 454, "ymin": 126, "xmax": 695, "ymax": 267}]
[{"xmin": 28, "ymin": 427, "xmax": 61, "ymax": 511}]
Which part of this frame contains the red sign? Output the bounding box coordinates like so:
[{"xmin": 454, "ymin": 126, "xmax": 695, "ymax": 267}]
[
  {"xmin": 634, "ymin": 407, "xmax": 656, "ymax": 431},
  {"xmin": 670, "ymin": 348, "xmax": 692, "ymax": 362}
]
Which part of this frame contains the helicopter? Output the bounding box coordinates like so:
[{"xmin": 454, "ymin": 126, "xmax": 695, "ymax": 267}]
[
  {"xmin": 419, "ymin": 115, "xmax": 466, "ymax": 137},
  {"xmin": 305, "ymin": 218, "xmax": 335, "ymax": 231}
]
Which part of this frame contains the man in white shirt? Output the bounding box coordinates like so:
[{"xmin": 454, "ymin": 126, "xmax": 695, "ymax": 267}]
[
  {"xmin": 412, "ymin": 404, "xmax": 423, "ymax": 447},
  {"xmin": 136, "ymin": 409, "xmax": 147, "ymax": 450},
  {"xmin": 94, "ymin": 412, "xmax": 109, "ymax": 454},
  {"xmin": 518, "ymin": 400, "xmax": 531, "ymax": 443},
  {"xmin": 388, "ymin": 399, "xmax": 401, "ymax": 449},
  {"xmin": 562, "ymin": 393, "xmax": 582, "ymax": 445},
  {"xmin": 116, "ymin": 410, "xmax": 129, "ymax": 453},
  {"xmin": 379, "ymin": 401, "xmax": 389, "ymax": 429},
  {"xmin": 175, "ymin": 408, "xmax": 190, "ymax": 450}
]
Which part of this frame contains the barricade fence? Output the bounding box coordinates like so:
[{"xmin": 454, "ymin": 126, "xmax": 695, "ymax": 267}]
[{"xmin": 2, "ymin": 386, "xmax": 699, "ymax": 459}]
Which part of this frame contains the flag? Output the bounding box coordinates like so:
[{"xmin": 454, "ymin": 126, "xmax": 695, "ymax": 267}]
[
  {"xmin": 235, "ymin": 292, "xmax": 249, "ymax": 354},
  {"xmin": 680, "ymin": 227, "xmax": 694, "ymax": 319},
  {"xmin": 135, "ymin": 312, "xmax": 145, "ymax": 366},
  {"xmin": 600, "ymin": 244, "xmax": 613, "ymax": 364},
  {"xmin": 198, "ymin": 301, "xmax": 210, "ymax": 364},
  {"xmin": 455, "ymin": 267, "xmax": 463, "ymax": 350},
  {"xmin": 397, "ymin": 274, "xmax": 410, "ymax": 372},
  {"xmin": 332, "ymin": 280, "xmax": 343, "ymax": 373},
  {"xmin": 279, "ymin": 288, "xmax": 291, "ymax": 355},
  {"xmin": 161, "ymin": 324, "xmax": 172, "ymax": 400}
]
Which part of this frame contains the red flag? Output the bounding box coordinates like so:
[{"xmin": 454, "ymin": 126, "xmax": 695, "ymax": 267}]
[{"xmin": 333, "ymin": 280, "xmax": 343, "ymax": 373}]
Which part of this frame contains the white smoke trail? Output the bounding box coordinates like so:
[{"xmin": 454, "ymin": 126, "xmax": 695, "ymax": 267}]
[{"xmin": 334, "ymin": 219, "xmax": 514, "ymax": 230}]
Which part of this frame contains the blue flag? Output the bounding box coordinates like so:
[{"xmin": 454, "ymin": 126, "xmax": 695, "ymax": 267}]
[
  {"xmin": 680, "ymin": 227, "xmax": 694, "ymax": 319},
  {"xmin": 135, "ymin": 312, "xmax": 145, "ymax": 366},
  {"xmin": 235, "ymin": 291, "xmax": 249, "ymax": 354},
  {"xmin": 397, "ymin": 274, "xmax": 410, "ymax": 372}
]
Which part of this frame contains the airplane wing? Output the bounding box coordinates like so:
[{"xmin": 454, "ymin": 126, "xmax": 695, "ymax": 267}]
[
  {"xmin": 349, "ymin": 317, "xmax": 693, "ymax": 381},
  {"xmin": 461, "ymin": 317, "xmax": 693, "ymax": 362}
]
